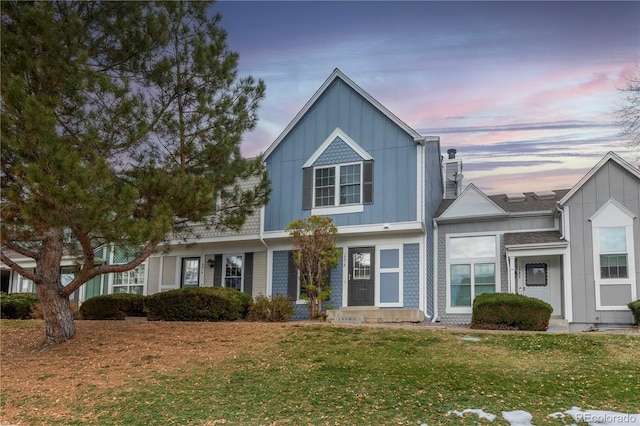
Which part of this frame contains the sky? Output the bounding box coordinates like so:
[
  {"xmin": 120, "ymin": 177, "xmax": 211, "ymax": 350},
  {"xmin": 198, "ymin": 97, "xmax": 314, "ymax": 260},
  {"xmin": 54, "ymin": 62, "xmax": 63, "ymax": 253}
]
[{"xmin": 213, "ymin": 1, "xmax": 640, "ymax": 195}]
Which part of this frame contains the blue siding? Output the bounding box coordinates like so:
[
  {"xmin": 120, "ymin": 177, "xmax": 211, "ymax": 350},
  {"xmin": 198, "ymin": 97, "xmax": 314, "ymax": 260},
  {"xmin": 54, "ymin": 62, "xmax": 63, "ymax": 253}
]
[
  {"xmin": 403, "ymin": 243, "xmax": 420, "ymax": 308},
  {"xmin": 265, "ymin": 78, "xmax": 418, "ymax": 231},
  {"xmin": 271, "ymin": 250, "xmax": 289, "ymax": 297},
  {"xmin": 272, "ymin": 249, "xmax": 344, "ymax": 320},
  {"xmin": 329, "ymin": 250, "xmax": 344, "ymax": 308}
]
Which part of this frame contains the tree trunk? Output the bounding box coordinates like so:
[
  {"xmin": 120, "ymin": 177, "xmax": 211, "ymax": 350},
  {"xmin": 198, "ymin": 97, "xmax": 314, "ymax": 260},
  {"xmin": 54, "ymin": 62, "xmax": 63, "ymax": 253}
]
[
  {"xmin": 36, "ymin": 228, "xmax": 76, "ymax": 348},
  {"xmin": 36, "ymin": 280, "xmax": 76, "ymax": 347}
]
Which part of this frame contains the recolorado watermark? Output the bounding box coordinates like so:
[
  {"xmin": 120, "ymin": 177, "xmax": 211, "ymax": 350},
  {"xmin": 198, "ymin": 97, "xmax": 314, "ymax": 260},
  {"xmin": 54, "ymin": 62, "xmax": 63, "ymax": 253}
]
[{"xmin": 575, "ymin": 412, "xmax": 639, "ymax": 424}]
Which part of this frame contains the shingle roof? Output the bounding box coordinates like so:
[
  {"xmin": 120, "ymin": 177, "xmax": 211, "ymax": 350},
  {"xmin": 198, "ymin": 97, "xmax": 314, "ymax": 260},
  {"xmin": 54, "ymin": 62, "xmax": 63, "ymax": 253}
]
[
  {"xmin": 435, "ymin": 189, "xmax": 571, "ymax": 218},
  {"xmin": 504, "ymin": 230, "xmax": 566, "ymax": 246}
]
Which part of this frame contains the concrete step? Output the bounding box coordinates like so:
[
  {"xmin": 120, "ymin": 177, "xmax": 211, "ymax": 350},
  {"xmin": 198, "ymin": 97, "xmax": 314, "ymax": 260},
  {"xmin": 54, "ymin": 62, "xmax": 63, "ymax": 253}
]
[
  {"xmin": 327, "ymin": 308, "xmax": 424, "ymax": 324},
  {"xmin": 547, "ymin": 318, "xmax": 569, "ymax": 333}
]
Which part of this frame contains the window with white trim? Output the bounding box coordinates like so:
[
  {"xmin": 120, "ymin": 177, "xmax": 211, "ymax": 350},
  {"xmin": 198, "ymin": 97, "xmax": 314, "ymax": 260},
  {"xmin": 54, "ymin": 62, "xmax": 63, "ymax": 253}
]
[
  {"xmin": 591, "ymin": 198, "xmax": 637, "ymax": 310},
  {"xmin": 314, "ymin": 163, "xmax": 362, "ymax": 207},
  {"xmin": 599, "ymin": 227, "xmax": 628, "ymax": 279},
  {"xmin": 113, "ymin": 264, "xmax": 145, "ymax": 295},
  {"xmin": 447, "ymin": 235, "xmax": 498, "ymax": 312}
]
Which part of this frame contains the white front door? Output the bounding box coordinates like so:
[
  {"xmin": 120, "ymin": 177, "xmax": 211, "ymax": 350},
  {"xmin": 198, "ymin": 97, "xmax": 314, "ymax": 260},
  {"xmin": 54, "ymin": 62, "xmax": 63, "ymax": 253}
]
[{"xmin": 518, "ymin": 259, "xmax": 550, "ymax": 304}]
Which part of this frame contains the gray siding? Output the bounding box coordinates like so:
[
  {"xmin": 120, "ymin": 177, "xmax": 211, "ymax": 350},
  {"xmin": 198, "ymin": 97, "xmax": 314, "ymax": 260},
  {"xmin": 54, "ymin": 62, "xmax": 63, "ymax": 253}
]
[
  {"xmin": 265, "ymin": 78, "xmax": 418, "ymax": 231},
  {"xmin": 147, "ymin": 257, "xmax": 160, "ymax": 295},
  {"xmin": 436, "ymin": 215, "xmax": 555, "ymax": 324},
  {"xmin": 424, "ymin": 140, "xmax": 444, "ymax": 318},
  {"xmin": 564, "ymin": 159, "xmax": 640, "ymax": 324}
]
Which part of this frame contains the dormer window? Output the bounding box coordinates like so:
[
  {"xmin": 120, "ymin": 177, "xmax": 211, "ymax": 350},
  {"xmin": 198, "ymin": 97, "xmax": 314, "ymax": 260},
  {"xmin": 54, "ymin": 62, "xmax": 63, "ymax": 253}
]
[
  {"xmin": 301, "ymin": 128, "xmax": 373, "ymax": 215},
  {"xmin": 314, "ymin": 163, "xmax": 362, "ymax": 207}
]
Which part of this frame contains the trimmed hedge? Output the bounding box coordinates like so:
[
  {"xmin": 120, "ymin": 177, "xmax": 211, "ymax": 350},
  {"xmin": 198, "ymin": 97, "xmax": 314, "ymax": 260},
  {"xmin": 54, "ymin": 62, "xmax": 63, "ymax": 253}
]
[
  {"xmin": 144, "ymin": 287, "xmax": 252, "ymax": 321},
  {"xmin": 0, "ymin": 292, "xmax": 39, "ymax": 319},
  {"xmin": 629, "ymin": 299, "xmax": 640, "ymax": 326},
  {"xmin": 79, "ymin": 293, "xmax": 145, "ymax": 320},
  {"xmin": 247, "ymin": 294, "xmax": 295, "ymax": 322},
  {"xmin": 471, "ymin": 292, "xmax": 553, "ymax": 331}
]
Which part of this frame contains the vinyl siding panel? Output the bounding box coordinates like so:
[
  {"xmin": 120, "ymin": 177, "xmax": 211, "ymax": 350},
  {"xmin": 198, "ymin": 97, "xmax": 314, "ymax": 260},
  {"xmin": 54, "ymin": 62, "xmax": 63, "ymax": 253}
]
[
  {"xmin": 424, "ymin": 140, "xmax": 444, "ymax": 318},
  {"xmin": 252, "ymin": 251, "xmax": 267, "ymax": 297},
  {"xmin": 264, "ymin": 78, "xmax": 418, "ymax": 231},
  {"xmin": 147, "ymin": 257, "xmax": 160, "ymax": 295}
]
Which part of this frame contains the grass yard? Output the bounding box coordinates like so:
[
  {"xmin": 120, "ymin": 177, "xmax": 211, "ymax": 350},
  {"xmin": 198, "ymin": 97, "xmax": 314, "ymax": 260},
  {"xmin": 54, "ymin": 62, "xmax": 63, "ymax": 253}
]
[{"xmin": 1, "ymin": 320, "xmax": 638, "ymax": 425}]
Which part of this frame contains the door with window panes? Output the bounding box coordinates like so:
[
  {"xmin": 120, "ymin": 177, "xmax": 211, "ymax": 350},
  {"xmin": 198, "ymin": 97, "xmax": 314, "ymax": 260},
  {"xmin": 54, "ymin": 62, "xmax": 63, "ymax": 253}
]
[{"xmin": 348, "ymin": 247, "xmax": 374, "ymax": 306}]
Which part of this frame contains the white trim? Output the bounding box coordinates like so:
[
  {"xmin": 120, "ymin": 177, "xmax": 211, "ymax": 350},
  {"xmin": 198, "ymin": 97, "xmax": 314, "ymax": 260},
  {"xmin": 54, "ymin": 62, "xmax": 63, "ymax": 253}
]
[
  {"xmin": 312, "ymin": 204, "xmax": 364, "ymax": 215},
  {"xmin": 302, "ymin": 128, "xmax": 372, "ymax": 168},
  {"xmin": 432, "ymin": 219, "xmax": 439, "ymax": 322},
  {"xmin": 264, "ymin": 69, "xmax": 422, "ymax": 159},
  {"xmin": 376, "ymin": 244, "xmax": 404, "ymax": 308},
  {"xmin": 439, "ymin": 183, "xmax": 505, "ymax": 220},
  {"xmin": 262, "ymin": 221, "xmax": 424, "ymax": 240},
  {"xmin": 311, "ymin": 161, "xmax": 365, "ymax": 212},
  {"xmin": 560, "ymin": 152, "xmax": 640, "ymax": 205}
]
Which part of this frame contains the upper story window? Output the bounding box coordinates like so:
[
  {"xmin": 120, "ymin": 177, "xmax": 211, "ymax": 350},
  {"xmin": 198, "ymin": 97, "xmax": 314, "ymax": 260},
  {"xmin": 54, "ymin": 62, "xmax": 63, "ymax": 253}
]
[
  {"xmin": 314, "ymin": 163, "xmax": 362, "ymax": 208},
  {"xmin": 301, "ymin": 128, "xmax": 373, "ymax": 215},
  {"xmin": 303, "ymin": 160, "xmax": 373, "ymax": 214}
]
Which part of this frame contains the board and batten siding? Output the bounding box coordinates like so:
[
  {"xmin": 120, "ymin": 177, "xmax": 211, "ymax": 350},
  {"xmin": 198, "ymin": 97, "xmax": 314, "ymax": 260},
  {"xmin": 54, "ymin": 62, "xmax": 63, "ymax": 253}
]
[
  {"xmin": 564, "ymin": 159, "xmax": 640, "ymax": 324},
  {"xmin": 264, "ymin": 78, "xmax": 418, "ymax": 231}
]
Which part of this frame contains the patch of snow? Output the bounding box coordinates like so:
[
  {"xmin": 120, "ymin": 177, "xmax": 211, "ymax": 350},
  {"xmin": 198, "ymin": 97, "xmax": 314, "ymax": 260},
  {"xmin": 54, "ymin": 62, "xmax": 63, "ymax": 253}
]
[
  {"xmin": 439, "ymin": 408, "xmax": 638, "ymax": 426},
  {"xmin": 461, "ymin": 336, "xmax": 481, "ymax": 342},
  {"xmin": 448, "ymin": 408, "xmax": 496, "ymax": 422},
  {"xmin": 502, "ymin": 410, "xmax": 534, "ymax": 425}
]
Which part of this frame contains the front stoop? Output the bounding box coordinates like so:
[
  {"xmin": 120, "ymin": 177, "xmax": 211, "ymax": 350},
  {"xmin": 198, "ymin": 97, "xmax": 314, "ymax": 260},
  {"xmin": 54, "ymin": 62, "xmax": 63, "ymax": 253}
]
[
  {"xmin": 547, "ymin": 318, "xmax": 569, "ymax": 333},
  {"xmin": 327, "ymin": 307, "xmax": 424, "ymax": 325}
]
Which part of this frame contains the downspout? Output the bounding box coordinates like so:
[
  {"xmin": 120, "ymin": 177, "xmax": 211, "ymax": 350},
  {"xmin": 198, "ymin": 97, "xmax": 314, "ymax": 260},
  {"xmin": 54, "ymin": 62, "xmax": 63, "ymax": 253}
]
[{"xmin": 431, "ymin": 218, "xmax": 438, "ymax": 323}]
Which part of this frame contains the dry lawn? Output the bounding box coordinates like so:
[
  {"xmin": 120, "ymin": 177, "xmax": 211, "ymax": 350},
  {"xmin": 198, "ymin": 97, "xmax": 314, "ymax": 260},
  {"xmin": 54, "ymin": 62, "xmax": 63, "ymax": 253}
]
[{"xmin": 1, "ymin": 320, "xmax": 293, "ymax": 425}]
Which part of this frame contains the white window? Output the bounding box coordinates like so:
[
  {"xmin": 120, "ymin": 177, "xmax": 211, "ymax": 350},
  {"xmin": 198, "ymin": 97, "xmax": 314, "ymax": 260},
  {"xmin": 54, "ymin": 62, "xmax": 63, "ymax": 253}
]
[
  {"xmin": 447, "ymin": 234, "xmax": 499, "ymax": 313},
  {"xmin": 113, "ymin": 265, "xmax": 145, "ymax": 295},
  {"xmin": 599, "ymin": 227, "xmax": 628, "ymax": 279},
  {"xmin": 224, "ymin": 255, "xmax": 243, "ymax": 291},
  {"xmin": 314, "ymin": 162, "xmax": 362, "ymax": 208},
  {"xmin": 591, "ymin": 199, "xmax": 637, "ymax": 310}
]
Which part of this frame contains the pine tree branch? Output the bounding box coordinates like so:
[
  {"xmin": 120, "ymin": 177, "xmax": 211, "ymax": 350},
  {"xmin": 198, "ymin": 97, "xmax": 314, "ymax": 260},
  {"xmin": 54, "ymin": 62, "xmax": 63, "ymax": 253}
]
[{"xmin": 0, "ymin": 251, "xmax": 40, "ymax": 284}]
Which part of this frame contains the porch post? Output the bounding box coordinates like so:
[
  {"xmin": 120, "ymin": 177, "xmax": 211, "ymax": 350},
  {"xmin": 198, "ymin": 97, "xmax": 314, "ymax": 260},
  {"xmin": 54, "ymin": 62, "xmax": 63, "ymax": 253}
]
[{"xmin": 507, "ymin": 255, "xmax": 517, "ymax": 294}]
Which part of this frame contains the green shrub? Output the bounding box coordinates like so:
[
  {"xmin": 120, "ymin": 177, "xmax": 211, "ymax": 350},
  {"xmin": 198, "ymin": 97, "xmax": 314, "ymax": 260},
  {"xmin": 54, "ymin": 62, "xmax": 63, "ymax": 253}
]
[
  {"xmin": 471, "ymin": 292, "xmax": 552, "ymax": 331},
  {"xmin": 0, "ymin": 292, "xmax": 39, "ymax": 319},
  {"xmin": 628, "ymin": 299, "xmax": 640, "ymax": 326},
  {"xmin": 79, "ymin": 293, "xmax": 145, "ymax": 320},
  {"xmin": 247, "ymin": 294, "xmax": 295, "ymax": 322},
  {"xmin": 144, "ymin": 287, "xmax": 252, "ymax": 322}
]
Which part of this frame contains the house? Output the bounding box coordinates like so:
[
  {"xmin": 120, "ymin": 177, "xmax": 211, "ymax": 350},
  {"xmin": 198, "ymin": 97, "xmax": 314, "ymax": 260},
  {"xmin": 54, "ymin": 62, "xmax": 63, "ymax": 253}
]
[
  {"xmin": 434, "ymin": 152, "xmax": 639, "ymax": 330},
  {"xmin": 259, "ymin": 69, "xmax": 444, "ymax": 321}
]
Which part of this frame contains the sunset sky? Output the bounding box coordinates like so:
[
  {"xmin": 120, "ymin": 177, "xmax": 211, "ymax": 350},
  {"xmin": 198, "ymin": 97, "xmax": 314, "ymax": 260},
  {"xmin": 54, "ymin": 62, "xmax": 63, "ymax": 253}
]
[{"xmin": 214, "ymin": 1, "xmax": 639, "ymax": 194}]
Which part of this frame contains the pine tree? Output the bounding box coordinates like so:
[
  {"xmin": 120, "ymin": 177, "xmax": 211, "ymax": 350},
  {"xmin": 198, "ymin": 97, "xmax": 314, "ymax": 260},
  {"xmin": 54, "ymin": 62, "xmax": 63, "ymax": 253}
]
[{"xmin": 1, "ymin": 1, "xmax": 269, "ymax": 347}]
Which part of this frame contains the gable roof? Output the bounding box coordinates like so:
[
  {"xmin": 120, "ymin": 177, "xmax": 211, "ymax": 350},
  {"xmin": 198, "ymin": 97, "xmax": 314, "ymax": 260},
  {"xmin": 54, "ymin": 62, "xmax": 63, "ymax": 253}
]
[
  {"xmin": 437, "ymin": 183, "xmax": 505, "ymax": 219},
  {"xmin": 559, "ymin": 152, "xmax": 640, "ymax": 205},
  {"xmin": 302, "ymin": 127, "xmax": 373, "ymax": 168},
  {"xmin": 263, "ymin": 69, "xmax": 426, "ymax": 159},
  {"xmin": 435, "ymin": 187, "xmax": 570, "ymax": 219}
]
